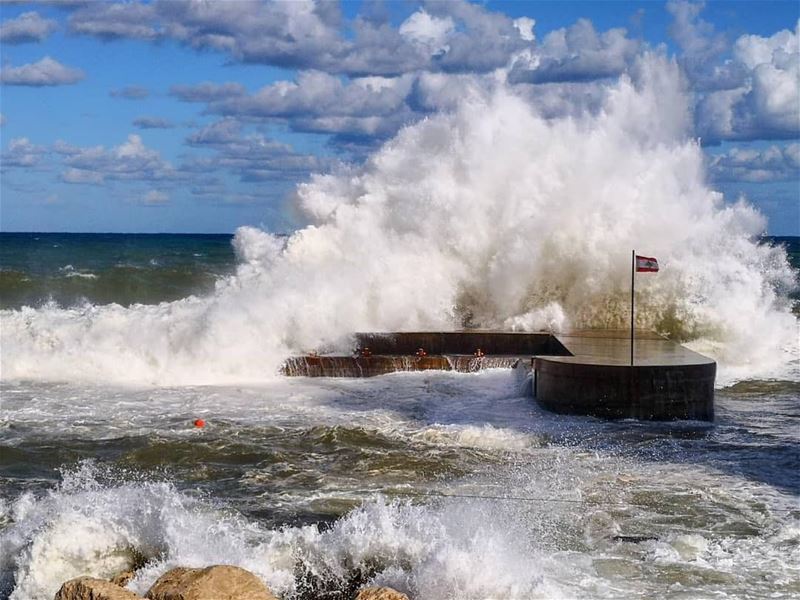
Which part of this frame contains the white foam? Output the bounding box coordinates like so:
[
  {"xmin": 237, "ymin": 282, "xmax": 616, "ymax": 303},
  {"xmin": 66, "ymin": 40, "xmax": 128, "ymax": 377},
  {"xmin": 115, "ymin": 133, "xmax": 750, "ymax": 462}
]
[
  {"xmin": 1, "ymin": 54, "xmax": 796, "ymax": 385},
  {"xmin": 0, "ymin": 462, "xmax": 569, "ymax": 600},
  {"xmin": 59, "ymin": 265, "xmax": 98, "ymax": 280},
  {"xmin": 412, "ymin": 423, "xmax": 540, "ymax": 451},
  {"xmin": 2, "ymin": 405, "xmax": 798, "ymax": 600}
]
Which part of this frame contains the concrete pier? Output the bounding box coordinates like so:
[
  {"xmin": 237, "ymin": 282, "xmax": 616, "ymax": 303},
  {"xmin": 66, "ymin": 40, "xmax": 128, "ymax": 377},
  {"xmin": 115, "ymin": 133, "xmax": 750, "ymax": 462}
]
[
  {"xmin": 281, "ymin": 330, "xmax": 715, "ymax": 421},
  {"xmin": 534, "ymin": 330, "xmax": 715, "ymax": 420}
]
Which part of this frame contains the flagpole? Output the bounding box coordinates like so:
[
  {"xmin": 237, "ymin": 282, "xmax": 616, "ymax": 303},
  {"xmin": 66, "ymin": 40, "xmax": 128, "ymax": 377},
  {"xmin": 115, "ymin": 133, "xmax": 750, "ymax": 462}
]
[{"xmin": 631, "ymin": 250, "xmax": 635, "ymax": 367}]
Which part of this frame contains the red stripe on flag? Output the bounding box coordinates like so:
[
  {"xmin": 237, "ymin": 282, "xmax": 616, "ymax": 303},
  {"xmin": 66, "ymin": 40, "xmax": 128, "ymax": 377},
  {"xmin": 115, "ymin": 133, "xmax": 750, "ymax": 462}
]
[{"xmin": 635, "ymin": 255, "xmax": 659, "ymax": 272}]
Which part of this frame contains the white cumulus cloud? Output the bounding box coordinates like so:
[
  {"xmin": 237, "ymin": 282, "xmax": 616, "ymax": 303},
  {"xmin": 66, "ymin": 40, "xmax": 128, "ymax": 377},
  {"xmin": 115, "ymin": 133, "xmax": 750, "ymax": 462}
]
[
  {"xmin": 0, "ymin": 11, "xmax": 57, "ymax": 44},
  {"xmin": 399, "ymin": 9, "xmax": 455, "ymax": 56},
  {"xmin": 514, "ymin": 17, "xmax": 536, "ymax": 42},
  {"xmin": 710, "ymin": 143, "xmax": 800, "ymax": 182},
  {"xmin": 1, "ymin": 137, "xmax": 47, "ymax": 168},
  {"xmin": 697, "ymin": 22, "xmax": 800, "ymax": 142},
  {"xmin": 142, "ymin": 190, "xmax": 169, "ymax": 205},
  {"xmin": 0, "ymin": 56, "xmax": 85, "ymax": 87},
  {"xmin": 58, "ymin": 134, "xmax": 179, "ymax": 183}
]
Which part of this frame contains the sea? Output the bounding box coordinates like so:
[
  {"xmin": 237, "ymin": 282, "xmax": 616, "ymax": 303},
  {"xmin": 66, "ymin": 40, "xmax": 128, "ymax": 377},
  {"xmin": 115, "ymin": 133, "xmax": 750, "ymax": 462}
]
[
  {"xmin": 1, "ymin": 65, "xmax": 799, "ymax": 599},
  {"xmin": 0, "ymin": 232, "xmax": 797, "ymax": 600}
]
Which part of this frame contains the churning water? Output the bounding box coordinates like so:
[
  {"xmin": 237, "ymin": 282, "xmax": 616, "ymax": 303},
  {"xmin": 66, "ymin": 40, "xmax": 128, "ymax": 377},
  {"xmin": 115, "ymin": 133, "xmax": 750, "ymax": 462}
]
[{"xmin": 1, "ymin": 54, "xmax": 798, "ymax": 599}]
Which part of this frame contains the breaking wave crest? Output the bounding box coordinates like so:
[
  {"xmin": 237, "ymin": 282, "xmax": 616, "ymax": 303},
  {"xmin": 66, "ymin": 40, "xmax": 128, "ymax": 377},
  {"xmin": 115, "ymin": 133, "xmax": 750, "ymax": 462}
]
[
  {"xmin": 0, "ymin": 54, "xmax": 796, "ymax": 385},
  {"xmin": 0, "ymin": 462, "xmax": 562, "ymax": 600}
]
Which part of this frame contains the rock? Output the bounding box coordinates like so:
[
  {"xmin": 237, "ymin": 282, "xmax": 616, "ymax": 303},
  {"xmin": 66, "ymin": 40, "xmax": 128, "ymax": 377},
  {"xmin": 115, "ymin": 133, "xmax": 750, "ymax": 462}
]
[
  {"xmin": 145, "ymin": 566, "xmax": 277, "ymax": 600},
  {"xmin": 356, "ymin": 587, "xmax": 410, "ymax": 600},
  {"xmin": 111, "ymin": 571, "xmax": 136, "ymax": 587},
  {"xmin": 54, "ymin": 577, "xmax": 144, "ymax": 600}
]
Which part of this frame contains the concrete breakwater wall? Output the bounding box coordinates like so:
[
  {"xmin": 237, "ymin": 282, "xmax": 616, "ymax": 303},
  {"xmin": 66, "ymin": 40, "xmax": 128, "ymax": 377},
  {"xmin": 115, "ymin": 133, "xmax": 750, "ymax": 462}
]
[
  {"xmin": 534, "ymin": 359, "xmax": 715, "ymax": 421},
  {"xmin": 352, "ymin": 331, "xmax": 570, "ymax": 357},
  {"xmin": 281, "ymin": 330, "xmax": 715, "ymax": 421}
]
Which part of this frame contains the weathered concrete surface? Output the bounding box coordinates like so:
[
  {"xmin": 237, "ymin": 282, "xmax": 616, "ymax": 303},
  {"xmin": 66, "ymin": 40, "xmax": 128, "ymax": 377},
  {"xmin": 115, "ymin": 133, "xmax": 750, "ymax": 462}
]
[
  {"xmin": 354, "ymin": 331, "xmax": 568, "ymax": 356},
  {"xmin": 535, "ymin": 329, "xmax": 715, "ymax": 420},
  {"xmin": 548, "ymin": 329, "xmax": 715, "ymax": 367},
  {"xmin": 535, "ymin": 359, "xmax": 715, "ymax": 420},
  {"xmin": 55, "ymin": 577, "xmax": 143, "ymax": 600},
  {"xmin": 283, "ymin": 355, "xmax": 452, "ymax": 377},
  {"xmin": 282, "ymin": 354, "xmax": 523, "ymax": 377},
  {"xmin": 145, "ymin": 566, "xmax": 277, "ymax": 600}
]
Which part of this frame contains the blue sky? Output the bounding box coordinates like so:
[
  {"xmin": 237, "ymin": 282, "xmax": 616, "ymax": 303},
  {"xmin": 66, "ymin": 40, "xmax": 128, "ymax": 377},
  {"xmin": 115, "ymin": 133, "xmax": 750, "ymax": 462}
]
[{"xmin": 1, "ymin": 0, "xmax": 798, "ymax": 234}]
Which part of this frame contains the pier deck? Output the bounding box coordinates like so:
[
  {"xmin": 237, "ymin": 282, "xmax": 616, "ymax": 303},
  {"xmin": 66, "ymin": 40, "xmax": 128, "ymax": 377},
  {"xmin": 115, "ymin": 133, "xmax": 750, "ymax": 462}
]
[{"xmin": 547, "ymin": 329, "xmax": 714, "ymax": 366}]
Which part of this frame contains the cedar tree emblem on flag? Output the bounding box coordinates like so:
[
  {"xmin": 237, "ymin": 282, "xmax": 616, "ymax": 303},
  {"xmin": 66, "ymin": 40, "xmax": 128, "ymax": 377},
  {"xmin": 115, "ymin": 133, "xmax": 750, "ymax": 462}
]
[{"xmin": 635, "ymin": 255, "xmax": 659, "ymax": 273}]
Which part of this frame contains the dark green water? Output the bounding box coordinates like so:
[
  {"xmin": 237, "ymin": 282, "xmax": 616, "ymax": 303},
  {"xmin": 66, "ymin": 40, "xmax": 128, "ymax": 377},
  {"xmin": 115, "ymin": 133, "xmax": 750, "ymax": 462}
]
[
  {"xmin": 1, "ymin": 373, "xmax": 798, "ymax": 599},
  {"xmin": 1, "ymin": 233, "xmax": 796, "ymax": 310},
  {"xmin": 0, "ymin": 232, "xmax": 798, "ymax": 599},
  {"xmin": 0, "ymin": 233, "xmax": 235, "ymax": 309}
]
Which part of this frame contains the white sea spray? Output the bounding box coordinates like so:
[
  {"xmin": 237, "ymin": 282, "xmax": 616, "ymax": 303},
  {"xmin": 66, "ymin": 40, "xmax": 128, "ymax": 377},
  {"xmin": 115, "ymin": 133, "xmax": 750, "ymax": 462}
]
[
  {"xmin": 0, "ymin": 461, "xmax": 569, "ymax": 600},
  {"xmin": 0, "ymin": 54, "xmax": 796, "ymax": 385}
]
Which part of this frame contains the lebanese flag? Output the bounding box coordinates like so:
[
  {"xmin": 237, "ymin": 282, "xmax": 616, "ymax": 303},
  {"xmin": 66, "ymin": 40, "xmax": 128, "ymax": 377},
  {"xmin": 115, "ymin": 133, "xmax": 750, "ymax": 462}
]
[{"xmin": 635, "ymin": 255, "xmax": 659, "ymax": 272}]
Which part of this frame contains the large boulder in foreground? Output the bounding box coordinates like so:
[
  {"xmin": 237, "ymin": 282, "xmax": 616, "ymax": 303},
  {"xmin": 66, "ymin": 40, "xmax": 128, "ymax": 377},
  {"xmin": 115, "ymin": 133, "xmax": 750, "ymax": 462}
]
[
  {"xmin": 55, "ymin": 577, "xmax": 144, "ymax": 600},
  {"xmin": 111, "ymin": 571, "xmax": 136, "ymax": 588},
  {"xmin": 356, "ymin": 587, "xmax": 410, "ymax": 600},
  {"xmin": 144, "ymin": 566, "xmax": 277, "ymax": 600}
]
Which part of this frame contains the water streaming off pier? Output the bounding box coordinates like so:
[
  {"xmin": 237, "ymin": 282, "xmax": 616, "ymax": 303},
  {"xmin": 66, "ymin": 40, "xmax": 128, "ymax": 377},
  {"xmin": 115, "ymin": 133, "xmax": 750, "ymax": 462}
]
[{"xmin": 281, "ymin": 355, "xmax": 525, "ymax": 377}]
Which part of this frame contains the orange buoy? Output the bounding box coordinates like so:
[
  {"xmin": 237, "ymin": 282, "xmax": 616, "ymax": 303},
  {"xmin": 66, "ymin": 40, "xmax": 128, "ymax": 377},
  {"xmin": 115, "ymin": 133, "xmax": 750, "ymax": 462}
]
[{"xmin": 193, "ymin": 419, "xmax": 206, "ymax": 428}]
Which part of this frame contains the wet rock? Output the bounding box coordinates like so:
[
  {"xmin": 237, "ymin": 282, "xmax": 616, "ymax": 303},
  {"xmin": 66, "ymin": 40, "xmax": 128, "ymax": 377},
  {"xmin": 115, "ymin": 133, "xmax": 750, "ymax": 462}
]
[
  {"xmin": 111, "ymin": 571, "xmax": 136, "ymax": 587},
  {"xmin": 356, "ymin": 587, "xmax": 410, "ymax": 600},
  {"xmin": 293, "ymin": 559, "xmax": 380, "ymax": 600},
  {"xmin": 145, "ymin": 566, "xmax": 277, "ymax": 600},
  {"xmin": 54, "ymin": 577, "xmax": 144, "ymax": 600}
]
